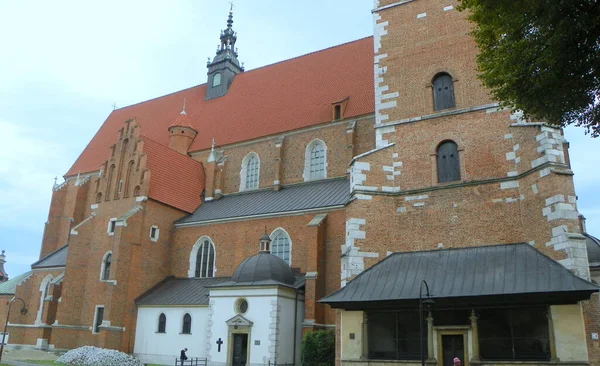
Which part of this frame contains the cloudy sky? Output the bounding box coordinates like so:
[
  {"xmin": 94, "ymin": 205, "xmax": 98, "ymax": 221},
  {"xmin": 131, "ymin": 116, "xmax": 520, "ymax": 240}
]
[{"xmin": 0, "ymin": 1, "xmax": 597, "ymax": 277}]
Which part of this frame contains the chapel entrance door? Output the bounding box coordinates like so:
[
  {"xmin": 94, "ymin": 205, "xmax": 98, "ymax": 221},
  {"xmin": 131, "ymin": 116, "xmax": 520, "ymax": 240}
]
[
  {"xmin": 441, "ymin": 334, "xmax": 465, "ymax": 366},
  {"xmin": 231, "ymin": 333, "xmax": 248, "ymax": 366}
]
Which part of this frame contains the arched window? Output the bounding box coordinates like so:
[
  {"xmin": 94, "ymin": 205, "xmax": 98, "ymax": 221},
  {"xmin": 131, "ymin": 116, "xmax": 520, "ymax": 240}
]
[
  {"xmin": 105, "ymin": 165, "xmax": 115, "ymax": 201},
  {"xmin": 432, "ymin": 73, "xmax": 455, "ymax": 111},
  {"xmin": 437, "ymin": 141, "xmax": 461, "ymax": 183},
  {"xmin": 270, "ymin": 228, "xmax": 291, "ymax": 265},
  {"xmin": 100, "ymin": 252, "xmax": 112, "ymax": 281},
  {"xmin": 124, "ymin": 160, "xmax": 135, "ymax": 197},
  {"xmin": 157, "ymin": 313, "xmax": 166, "ymax": 333},
  {"xmin": 189, "ymin": 237, "xmax": 216, "ymax": 278},
  {"xmin": 240, "ymin": 153, "xmax": 260, "ymax": 190},
  {"xmin": 36, "ymin": 275, "xmax": 53, "ymax": 325},
  {"xmin": 96, "ymin": 193, "xmax": 102, "ymax": 203},
  {"xmin": 213, "ymin": 72, "xmax": 222, "ymax": 87},
  {"xmin": 133, "ymin": 186, "xmax": 141, "ymax": 196},
  {"xmin": 182, "ymin": 313, "xmax": 192, "ymax": 334},
  {"xmin": 304, "ymin": 140, "xmax": 327, "ymax": 181}
]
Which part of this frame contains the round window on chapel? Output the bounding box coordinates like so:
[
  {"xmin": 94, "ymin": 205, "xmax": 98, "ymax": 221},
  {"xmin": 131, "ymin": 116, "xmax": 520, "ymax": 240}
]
[{"xmin": 235, "ymin": 298, "xmax": 248, "ymax": 315}]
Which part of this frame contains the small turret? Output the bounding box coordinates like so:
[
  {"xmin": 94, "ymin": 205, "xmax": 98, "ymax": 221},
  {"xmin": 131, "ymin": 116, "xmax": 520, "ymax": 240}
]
[
  {"xmin": 259, "ymin": 231, "xmax": 272, "ymax": 253},
  {"xmin": 205, "ymin": 8, "xmax": 244, "ymax": 100},
  {"xmin": 168, "ymin": 99, "xmax": 197, "ymax": 154}
]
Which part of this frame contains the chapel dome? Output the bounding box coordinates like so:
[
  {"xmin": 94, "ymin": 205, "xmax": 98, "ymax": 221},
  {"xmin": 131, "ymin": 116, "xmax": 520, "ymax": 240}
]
[
  {"xmin": 231, "ymin": 253, "xmax": 296, "ymax": 285},
  {"xmin": 585, "ymin": 233, "xmax": 600, "ymax": 266}
]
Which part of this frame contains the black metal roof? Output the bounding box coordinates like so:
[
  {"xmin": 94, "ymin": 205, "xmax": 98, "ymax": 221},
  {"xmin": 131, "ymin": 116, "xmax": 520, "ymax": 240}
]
[
  {"xmin": 177, "ymin": 178, "xmax": 349, "ymax": 225},
  {"xmin": 585, "ymin": 233, "xmax": 600, "ymax": 268},
  {"xmin": 320, "ymin": 243, "xmax": 599, "ymax": 309},
  {"xmin": 31, "ymin": 245, "xmax": 68, "ymax": 269},
  {"xmin": 231, "ymin": 253, "xmax": 296, "ymax": 285},
  {"xmin": 135, "ymin": 277, "xmax": 231, "ymax": 306}
]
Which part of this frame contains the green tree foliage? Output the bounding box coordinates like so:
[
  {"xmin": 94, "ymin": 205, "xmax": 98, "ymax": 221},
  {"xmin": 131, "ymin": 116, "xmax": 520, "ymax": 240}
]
[
  {"xmin": 301, "ymin": 329, "xmax": 335, "ymax": 366},
  {"xmin": 458, "ymin": 0, "xmax": 600, "ymax": 136}
]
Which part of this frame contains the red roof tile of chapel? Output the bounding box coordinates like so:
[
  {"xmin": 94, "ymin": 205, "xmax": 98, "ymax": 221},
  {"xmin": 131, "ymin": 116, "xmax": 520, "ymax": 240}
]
[
  {"xmin": 66, "ymin": 36, "xmax": 374, "ymax": 178},
  {"xmin": 141, "ymin": 136, "xmax": 205, "ymax": 213}
]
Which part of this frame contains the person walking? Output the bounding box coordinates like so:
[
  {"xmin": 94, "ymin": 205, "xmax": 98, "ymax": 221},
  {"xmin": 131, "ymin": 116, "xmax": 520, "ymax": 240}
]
[{"xmin": 180, "ymin": 348, "xmax": 188, "ymax": 365}]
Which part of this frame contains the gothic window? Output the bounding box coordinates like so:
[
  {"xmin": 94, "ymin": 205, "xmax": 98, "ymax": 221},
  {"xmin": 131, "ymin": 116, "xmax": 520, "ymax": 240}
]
[
  {"xmin": 479, "ymin": 307, "xmax": 550, "ymax": 361},
  {"xmin": 157, "ymin": 313, "xmax": 166, "ymax": 333},
  {"xmin": 367, "ymin": 310, "xmax": 425, "ymax": 360},
  {"xmin": 305, "ymin": 140, "xmax": 327, "ymax": 181},
  {"xmin": 105, "ymin": 165, "xmax": 115, "ymax": 201},
  {"xmin": 432, "ymin": 73, "xmax": 455, "ymax": 111},
  {"xmin": 182, "ymin": 313, "xmax": 192, "ymax": 334},
  {"xmin": 133, "ymin": 186, "xmax": 141, "ymax": 196},
  {"xmin": 36, "ymin": 275, "xmax": 53, "ymax": 325},
  {"xmin": 437, "ymin": 141, "xmax": 461, "ymax": 183},
  {"xmin": 270, "ymin": 228, "xmax": 291, "ymax": 265},
  {"xmin": 213, "ymin": 72, "xmax": 222, "ymax": 87},
  {"xmin": 101, "ymin": 252, "xmax": 112, "ymax": 281},
  {"xmin": 190, "ymin": 238, "xmax": 215, "ymax": 278},
  {"xmin": 124, "ymin": 160, "xmax": 135, "ymax": 197},
  {"xmin": 93, "ymin": 306, "xmax": 104, "ymax": 334},
  {"xmin": 240, "ymin": 153, "xmax": 260, "ymax": 190}
]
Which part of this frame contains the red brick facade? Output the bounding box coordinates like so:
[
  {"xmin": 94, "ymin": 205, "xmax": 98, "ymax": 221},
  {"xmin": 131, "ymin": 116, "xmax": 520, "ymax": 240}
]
[{"xmin": 2, "ymin": 1, "xmax": 597, "ymax": 363}]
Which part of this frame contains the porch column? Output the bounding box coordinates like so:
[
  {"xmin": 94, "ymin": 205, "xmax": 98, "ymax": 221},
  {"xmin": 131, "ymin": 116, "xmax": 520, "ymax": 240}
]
[
  {"xmin": 469, "ymin": 310, "xmax": 480, "ymax": 361},
  {"xmin": 546, "ymin": 307, "xmax": 559, "ymax": 362},
  {"xmin": 427, "ymin": 311, "xmax": 434, "ymax": 360}
]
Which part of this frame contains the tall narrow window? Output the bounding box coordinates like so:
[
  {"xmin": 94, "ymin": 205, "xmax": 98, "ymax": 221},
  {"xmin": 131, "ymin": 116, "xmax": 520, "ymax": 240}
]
[
  {"xmin": 93, "ymin": 306, "xmax": 104, "ymax": 334},
  {"xmin": 367, "ymin": 310, "xmax": 425, "ymax": 360},
  {"xmin": 270, "ymin": 228, "xmax": 291, "ymax": 265},
  {"xmin": 101, "ymin": 253, "xmax": 112, "ymax": 280},
  {"xmin": 436, "ymin": 141, "xmax": 461, "ymax": 183},
  {"xmin": 334, "ymin": 105, "xmax": 341, "ymax": 120},
  {"xmin": 213, "ymin": 72, "xmax": 222, "ymax": 87},
  {"xmin": 432, "ymin": 73, "xmax": 455, "ymax": 110},
  {"xmin": 105, "ymin": 165, "xmax": 115, "ymax": 201},
  {"xmin": 306, "ymin": 140, "xmax": 326, "ymax": 180},
  {"xmin": 241, "ymin": 153, "xmax": 260, "ymax": 190},
  {"xmin": 157, "ymin": 313, "xmax": 166, "ymax": 333},
  {"xmin": 182, "ymin": 313, "xmax": 192, "ymax": 334},
  {"xmin": 195, "ymin": 239, "xmax": 215, "ymax": 278},
  {"xmin": 124, "ymin": 160, "xmax": 135, "ymax": 197}
]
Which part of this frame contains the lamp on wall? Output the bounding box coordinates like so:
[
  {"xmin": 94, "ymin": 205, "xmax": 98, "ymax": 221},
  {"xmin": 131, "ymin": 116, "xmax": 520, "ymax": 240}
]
[
  {"xmin": 419, "ymin": 280, "xmax": 434, "ymax": 366},
  {"xmin": 0, "ymin": 297, "xmax": 28, "ymax": 362}
]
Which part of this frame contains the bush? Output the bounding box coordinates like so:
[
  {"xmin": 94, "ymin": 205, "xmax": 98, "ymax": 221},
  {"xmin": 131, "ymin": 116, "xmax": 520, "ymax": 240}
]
[
  {"xmin": 56, "ymin": 346, "xmax": 142, "ymax": 366},
  {"xmin": 301, "ymin": 329, "xmax": 335, "ymax": 366}
]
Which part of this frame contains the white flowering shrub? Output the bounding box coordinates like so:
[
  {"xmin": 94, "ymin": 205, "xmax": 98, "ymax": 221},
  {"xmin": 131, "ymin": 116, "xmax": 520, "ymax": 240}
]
[{"xmin": 56, "ymin": 345, "xmax": 143, "ymax": 366}]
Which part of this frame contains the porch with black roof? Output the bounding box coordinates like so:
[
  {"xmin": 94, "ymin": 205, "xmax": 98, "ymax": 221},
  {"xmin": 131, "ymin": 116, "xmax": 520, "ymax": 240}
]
[{"xmin": 320, "ymin": 243, "xmax": 599, "ymax": 364}]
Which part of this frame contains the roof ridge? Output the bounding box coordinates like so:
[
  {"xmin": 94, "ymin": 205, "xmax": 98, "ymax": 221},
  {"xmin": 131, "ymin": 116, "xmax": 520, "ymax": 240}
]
[
  {"xmin": 388, "ymin": 242, "xmax": 529, "ymax": 257},
  {"xmin": 239, "ymin": 36, "xmax": 373, "ymax": 75}
]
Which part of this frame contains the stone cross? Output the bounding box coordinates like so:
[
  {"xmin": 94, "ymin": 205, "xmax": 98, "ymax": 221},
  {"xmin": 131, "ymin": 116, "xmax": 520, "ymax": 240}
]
[{"xmin": 216, "ymin": 338, "xmax": 223, "ymax": 352}]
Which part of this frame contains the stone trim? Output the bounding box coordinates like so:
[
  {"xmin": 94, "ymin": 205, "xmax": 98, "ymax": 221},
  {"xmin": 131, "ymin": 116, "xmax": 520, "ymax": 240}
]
[
  {"xmin": 375, "ymin": 103, "xmax": 500, "ymax": 129},
  {"xmin": 352, "ymin": 161, "xmax": 570, "ymax": 198},
  {"xmin": 268, "ymin": 299, "xmax": 280, "ymax": 362},
  {"xmin": 372, "ymin": 0, "xmax": 417, "ymax": 13}
]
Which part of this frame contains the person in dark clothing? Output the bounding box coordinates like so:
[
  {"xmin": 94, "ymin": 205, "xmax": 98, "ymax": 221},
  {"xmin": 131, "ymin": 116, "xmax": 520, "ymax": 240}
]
[{"xmin": 180, "ymin": 348, "xmax": 188, "ymax": 365}]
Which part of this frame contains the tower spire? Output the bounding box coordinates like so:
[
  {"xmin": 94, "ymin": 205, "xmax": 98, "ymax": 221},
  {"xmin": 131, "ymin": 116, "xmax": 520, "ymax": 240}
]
[{"xmin": 205, "ymin": 6, "xmax": 244, "ymax": 100}]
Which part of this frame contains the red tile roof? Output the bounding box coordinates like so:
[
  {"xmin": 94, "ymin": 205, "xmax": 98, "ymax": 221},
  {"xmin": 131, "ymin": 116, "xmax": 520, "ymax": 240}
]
[
  {"xmin": 141, "ymin": 136, "xmax": 205, "ymax": 213},
  {"xmin": 67, "ymin": 37, "xmax": 374, "ymax": 177},
  {"xmin": 170, "ymin": 110, "xmax": 195, "ymax": 130}
]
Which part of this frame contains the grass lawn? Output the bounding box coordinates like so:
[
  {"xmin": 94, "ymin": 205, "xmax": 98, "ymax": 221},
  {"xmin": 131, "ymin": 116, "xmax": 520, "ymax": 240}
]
[{"xmin": 24, "ymin": 361, "xmax": 62, "ymax": 365}]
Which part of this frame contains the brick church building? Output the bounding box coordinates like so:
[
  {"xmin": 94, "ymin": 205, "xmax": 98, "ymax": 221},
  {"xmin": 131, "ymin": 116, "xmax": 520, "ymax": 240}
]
[{"xmin": 2, "ymin": 1, "xmax": 599, "ymax": 365}]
